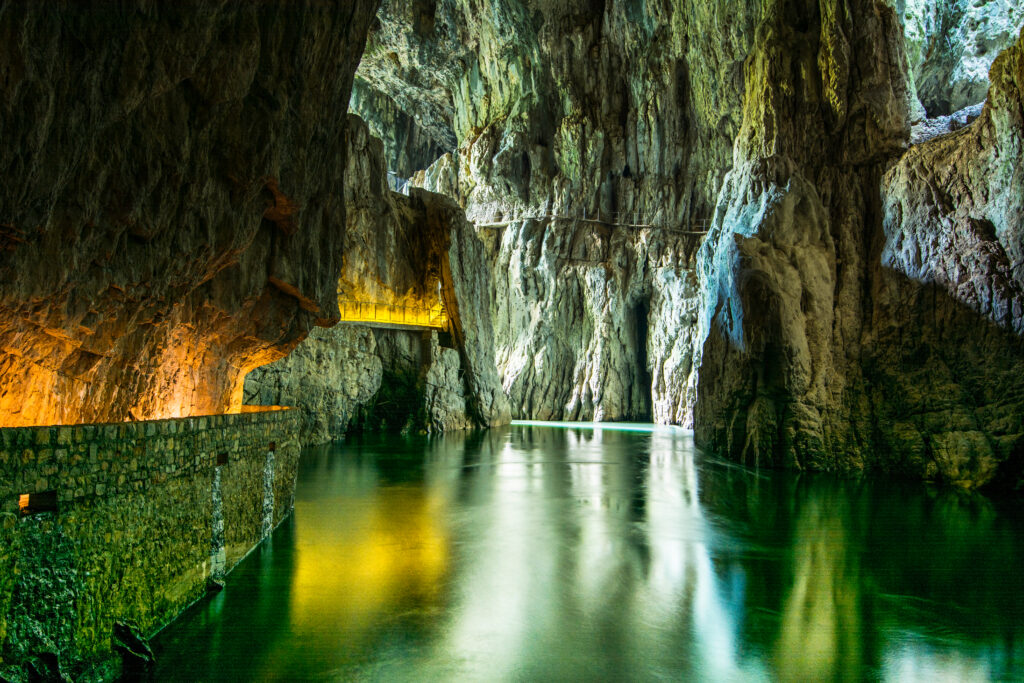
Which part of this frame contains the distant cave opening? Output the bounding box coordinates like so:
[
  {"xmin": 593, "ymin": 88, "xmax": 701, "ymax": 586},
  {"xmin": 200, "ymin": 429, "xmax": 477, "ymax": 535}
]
[{"xmin": 633, "ymin": 300, "xmax": 653, "ymax": 421}]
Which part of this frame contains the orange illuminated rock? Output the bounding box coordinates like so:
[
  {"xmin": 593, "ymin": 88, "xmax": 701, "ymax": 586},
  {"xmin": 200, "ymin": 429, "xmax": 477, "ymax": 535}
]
[{"xmin": 0, "ymin": 1, "xmax": 379, "ymax": 427}]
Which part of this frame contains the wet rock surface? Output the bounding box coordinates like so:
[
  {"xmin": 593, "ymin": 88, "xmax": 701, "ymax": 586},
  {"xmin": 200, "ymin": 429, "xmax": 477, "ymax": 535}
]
[
  {"xmin": 349, "ymin": 78, "xmax": 450, "ymax": 179},
  {"xmin": 245, "ymin": 325, "xmax": 382, "ymax": 445},
  {"xmin": 358, "ymin": 0, "xmax": 755, "ymax": 423},
  {"xmin": 0, "ymin": 0, "xmax": 379, "ymax": 427},
  {"xmin": 696, "ymin": 7, "xmax": 1024, "ymax": 489},
  {"xmin": 354, "ymin": 1, "xmax": 1024, "ymax": 488},
  {"xmin": 876, "ymin": 30, "xmax": 1024, "ymax": 488},
  {"xmin": 694, "ymin": 0, "xmax": 914, "ymax": 475},
  {"xmin": 244, "ymin": 116, "xmax": 509, "ymax": 444}
]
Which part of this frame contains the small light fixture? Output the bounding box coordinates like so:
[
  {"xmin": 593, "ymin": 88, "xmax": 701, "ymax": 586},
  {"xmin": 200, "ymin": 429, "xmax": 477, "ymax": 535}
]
[{"xmin": 19, "ymin": 491, "xmax": 58, "ymax": 516}]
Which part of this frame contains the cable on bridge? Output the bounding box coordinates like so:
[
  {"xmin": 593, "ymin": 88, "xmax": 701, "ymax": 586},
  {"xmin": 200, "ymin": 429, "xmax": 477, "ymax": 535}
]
[{"xmin": 474, "ymin": 210, "xmax": 712, "ymax": 235}]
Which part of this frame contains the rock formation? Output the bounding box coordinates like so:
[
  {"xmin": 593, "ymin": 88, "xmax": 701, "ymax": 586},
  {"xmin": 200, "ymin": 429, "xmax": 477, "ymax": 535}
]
[
  {"xmin": 244, "ymin": 116, "xmax": 510, "ymax": 443},
  {"xmin": 896, "ymin": 0, "xmax": 1024, "ymax": 118},
  {"xmin": 357, "ymin": 0, "xmax": 759, "ymax": 424},
  {"xmin": 2, "ymin": 0, "xmax": 1020, "ymax": 483},
  {"xmin": 354, "ymin": 1, "xmax": 1024, "ymax": 488},
  {"xmin": 350, "ymin": 78, "xmax": 449, "ymax": 178},
  {"xmin": 694, "ymin": 0, "xmax": 913, "ymax": 473},
  {"xmin": 875, "ymin": 29, "xmax": 1024, "ymax": 488},
  {"xmin": 696, "ymin": 6, "xmax": 1024, "ymax": 490},
  {"xmin": 0, "ymin": 0, "xmax": 379, "ymax": 427}
]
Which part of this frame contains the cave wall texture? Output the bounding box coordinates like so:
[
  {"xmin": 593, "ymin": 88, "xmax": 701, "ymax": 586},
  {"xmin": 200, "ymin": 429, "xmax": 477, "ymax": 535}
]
[
  {"xmin": 693, "ymin": 0, "xmax": 915, "ymax": 474},
  {"xmin": 896, "ymin": 0, "xmax": 1024, "ymax": 118},
  {"xmin": 696, "ymin": 15, "xmax": 1024, "ymax": 490},
  {"xmin": 875, "ymin": 30, "xmax": 1024, "ymax": 488},
  {"xmin": 0, "ymin": 0, "xmax": 1020, "ymax": 486},
  {"xmin": 243, "ymin": 115, "xmax": 510, "ymax": 444},
  {"xmin": 0, "ymin": 0, "xmax": 379, "ymax": 427},
  {"xmin": 350, "ymin": 78, "xmax": 450, "ymax": 179},
  {"xmin": 353, "ymin": 1, "xmax": 1024, "ymax": 488},
  {"xmin": 358, "ymin": 0, "xmax": 757, "ymax": 424}
]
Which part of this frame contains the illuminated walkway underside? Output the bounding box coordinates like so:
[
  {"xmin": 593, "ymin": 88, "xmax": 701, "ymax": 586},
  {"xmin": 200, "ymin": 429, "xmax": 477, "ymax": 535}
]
[{"xmin": 337, "ymin": 298, "xmax": 448, "ymax": 329}]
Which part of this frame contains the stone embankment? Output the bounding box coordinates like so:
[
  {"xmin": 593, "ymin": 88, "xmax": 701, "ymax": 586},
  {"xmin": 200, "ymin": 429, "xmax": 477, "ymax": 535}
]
[{"xmin": 0, "ymin": 408, "xmax": 300, "ymax": 681}]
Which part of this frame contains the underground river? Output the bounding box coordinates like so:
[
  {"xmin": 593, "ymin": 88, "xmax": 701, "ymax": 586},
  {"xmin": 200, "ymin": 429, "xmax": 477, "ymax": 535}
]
[{"xmin": 153, "ymin": 422, "xmax": 1024, "ymax": 681}]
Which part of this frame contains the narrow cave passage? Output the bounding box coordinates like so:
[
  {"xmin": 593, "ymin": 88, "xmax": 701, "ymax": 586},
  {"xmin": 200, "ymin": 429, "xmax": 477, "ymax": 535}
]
[
  {"xmin": 4, "ymin": 0, "xmax": 1024, "ymax": 679},
  {"xmin": 633, "ymin": 298, "xmax": 653, "ymax": 422}
]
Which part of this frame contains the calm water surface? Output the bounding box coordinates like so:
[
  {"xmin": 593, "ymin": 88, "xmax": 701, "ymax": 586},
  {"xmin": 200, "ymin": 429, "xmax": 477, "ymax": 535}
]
[{"xmin": 154, "ymin": 422, "xmax": 1024, "ymax": 681}]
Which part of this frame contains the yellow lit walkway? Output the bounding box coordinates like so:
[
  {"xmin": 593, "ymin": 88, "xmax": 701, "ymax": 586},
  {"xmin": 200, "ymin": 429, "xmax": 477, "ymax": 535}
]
[{"xmin": 338, "ymin": 298, "xmax": 448, "ymax": 329}]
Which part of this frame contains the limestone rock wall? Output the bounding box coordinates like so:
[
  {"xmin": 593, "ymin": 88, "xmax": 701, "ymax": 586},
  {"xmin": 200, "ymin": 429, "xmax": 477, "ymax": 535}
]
[
  {"xmin": 0, "ymin": 0, "xmax": 379, "ymax": 427},
  {"xmin": 244, "ymin": 325, "xmax": 382, "ymax": 445},
  {"xmin": 358, "ymin": 0, "xmax": 758, "ymax": 423},
  {"xmin": 694, "ymin": 0, "xmax": 913, "ymax": 473},
  {"xmin": 695, "ymin": 4, "xmax": 1024, "ymax": 490},
  {"xmin": 874, "ymin": 30, "xmax": 1024, "ymax": 488},
  {"xmin": 896, "ymin": 0, "xmax": 1024, "ymax": 118},
  {"xmin": 355, "ymin": 0, "xmax": 1024, "ymax": 488},
  {"xmin": 244, "ymin": 116, "xmax": 510, "ymax": 444},
  {"xmin": 350, "ymin": 78, "xmax": 449, "ymax": 178},
  {"xmin": 348, "ymin": 328, "xmax": 476, "ymax": 435}
]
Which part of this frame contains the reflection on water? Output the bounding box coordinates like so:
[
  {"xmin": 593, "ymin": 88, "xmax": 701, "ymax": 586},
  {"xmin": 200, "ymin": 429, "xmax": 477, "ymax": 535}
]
[{"xmin": 153, "ymin": 424, "xmax": 1024, "ymax": 681}]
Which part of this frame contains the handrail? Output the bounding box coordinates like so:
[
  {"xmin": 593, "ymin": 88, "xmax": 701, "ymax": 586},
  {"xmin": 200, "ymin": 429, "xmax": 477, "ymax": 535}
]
[
  {"xmin": 475, "ymin": 212, "xmax": 711, "ymax": 235},
  {"xmin": 337, "ymin": 298, "xmax": 447, "ymax": 329}
]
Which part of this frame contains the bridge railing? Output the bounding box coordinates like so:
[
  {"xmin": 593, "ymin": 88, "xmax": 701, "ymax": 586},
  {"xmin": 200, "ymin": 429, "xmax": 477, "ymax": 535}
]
[
  {"xmin": 475, "ymin": 211, "xmax": 712, "ymax": 235},
  {"xmin": 338, "ymin": 298, "xmax": 448, "ymax": 329}
]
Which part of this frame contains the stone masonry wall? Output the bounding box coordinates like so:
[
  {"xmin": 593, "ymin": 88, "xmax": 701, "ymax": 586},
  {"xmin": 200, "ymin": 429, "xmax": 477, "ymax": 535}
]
[{"xmin": 0, "ymin": 408, "xmax": 300, "ymax": 681}]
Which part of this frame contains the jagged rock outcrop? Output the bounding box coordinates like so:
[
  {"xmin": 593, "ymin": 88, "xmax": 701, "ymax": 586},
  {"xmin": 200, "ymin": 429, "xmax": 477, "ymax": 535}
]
[
  {"xmin": 896, "ymin": 0, "xmax": 1024, "ymax": 118},
  {"xmin": 349, "ymin": 328, "xmax": 476, "ymax": 435},
  {"xmin": 875, "ymin": 29, "xmax": 1024, "ymax": 488},
  {"xmin": 244, "ymin": 325, "xmax": 382, "ymax": 444},
  {"xmin": 911, "ymin": 101, "xmax": 985, "ymax": 144},
  {"xmin": 244, "ymin": 116, "xmax": 510, "ymax": 443},
  {"xmin": 358, "ymin": 0, "xmax": 757, "ymax": 423},
  {"xmin": 696, "ymin": 2, "xmax": 1023, "ymax": 490},
  {"xmin": 350, "ymin": 78, "xmax": 449, "ymax": 178},
  {"xmin": 0, "ymin": 0, "xmax": 379, "ymax": 427},
  {"xmin": 356, "ymin": 0, "xmax": 1023, "ymax": 487},
  {"xmin": 695, "ymin": 0, "xmax": 913, "ymax": 471}
]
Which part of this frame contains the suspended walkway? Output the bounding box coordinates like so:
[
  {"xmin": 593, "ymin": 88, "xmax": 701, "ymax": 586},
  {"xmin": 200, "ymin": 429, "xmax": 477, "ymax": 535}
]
[
  {"xmin": 475, "ymin": 211, "xmax": 712, "ymax": 236},
  {"xmin": 337, "ymin": 298, "xmax": 448, "ymax": 330}
]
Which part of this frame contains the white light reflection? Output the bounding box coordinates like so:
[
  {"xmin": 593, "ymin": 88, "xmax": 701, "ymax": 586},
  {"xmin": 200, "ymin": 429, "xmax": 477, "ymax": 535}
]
[
  {"xmin": 442, "ymin": 437, "xmax": 546, "ymax": 676},
  {"xmin": 642, "ymin": 428, "xmax": 769, "ymax": 681},
  {"xmin": 883, "ymin": 639, "xmax": 995, "ymax": 682}
]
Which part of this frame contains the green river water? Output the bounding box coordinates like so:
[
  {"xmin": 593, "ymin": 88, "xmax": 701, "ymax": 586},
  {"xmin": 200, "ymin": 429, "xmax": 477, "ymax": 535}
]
[{"xmin": 153, "ymin": 422, "xmax": 1024, "ymax": 681}]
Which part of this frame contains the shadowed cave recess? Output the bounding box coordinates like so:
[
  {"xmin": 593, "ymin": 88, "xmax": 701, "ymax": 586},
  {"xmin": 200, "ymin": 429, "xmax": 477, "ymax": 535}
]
[{"xmin": 1, "ymin": 0, "xmax": 1024, "ymax": 679}]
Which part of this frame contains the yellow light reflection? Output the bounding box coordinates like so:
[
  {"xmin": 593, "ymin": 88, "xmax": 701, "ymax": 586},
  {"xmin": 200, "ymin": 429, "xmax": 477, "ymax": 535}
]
[
  {"xmin": 336, "ymin": 276, "xmax": 449, "ymax": 330},
  {"xmin": 289, "ymin": 486, "xmax": 449, "ymax": 639},
  {"xmin": 776, "ymin": 496, "xmax": 861, "ymax": 680}
]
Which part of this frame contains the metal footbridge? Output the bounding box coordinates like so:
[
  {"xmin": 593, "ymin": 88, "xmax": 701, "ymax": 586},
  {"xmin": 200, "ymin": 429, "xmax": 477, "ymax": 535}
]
[
  {"xmin": 475, "ymin": 211, "xmax": 712, "ymax": 236},
  {"xmin": 337, "ymin": 297, "xmax": 448, "ymax": 330}
]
